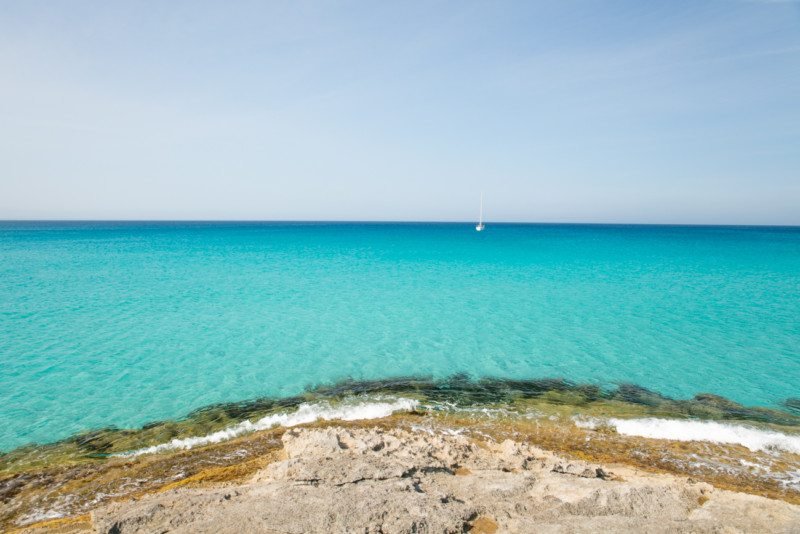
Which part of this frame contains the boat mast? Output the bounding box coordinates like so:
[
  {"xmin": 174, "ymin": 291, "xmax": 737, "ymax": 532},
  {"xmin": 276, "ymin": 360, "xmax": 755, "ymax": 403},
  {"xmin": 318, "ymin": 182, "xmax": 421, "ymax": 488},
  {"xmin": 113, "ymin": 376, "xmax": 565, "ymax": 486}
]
[{"xmin": 479, "ymin": 192, "xmax": 483, "ymax": 227}]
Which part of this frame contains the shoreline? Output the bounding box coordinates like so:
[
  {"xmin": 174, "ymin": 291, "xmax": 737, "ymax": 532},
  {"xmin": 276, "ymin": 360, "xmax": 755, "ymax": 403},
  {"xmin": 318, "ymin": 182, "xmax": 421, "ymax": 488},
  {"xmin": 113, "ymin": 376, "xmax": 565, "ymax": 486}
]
[{"xmin": 3, "ymin": 375, "xmax": 800, "ymax": 462}]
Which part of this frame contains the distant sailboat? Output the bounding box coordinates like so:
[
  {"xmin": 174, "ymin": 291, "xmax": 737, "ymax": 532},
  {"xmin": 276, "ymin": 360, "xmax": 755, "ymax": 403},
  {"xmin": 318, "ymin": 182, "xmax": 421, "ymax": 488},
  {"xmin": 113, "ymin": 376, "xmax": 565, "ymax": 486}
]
[{"xmin": 475, "ymin": 192, "xmax": 485, "ymax": 232}]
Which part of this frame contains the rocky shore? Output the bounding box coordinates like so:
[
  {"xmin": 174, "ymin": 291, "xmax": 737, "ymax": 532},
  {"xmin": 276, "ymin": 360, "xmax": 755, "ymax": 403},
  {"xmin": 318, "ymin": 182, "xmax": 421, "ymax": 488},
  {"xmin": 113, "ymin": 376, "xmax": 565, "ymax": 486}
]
[{"xmin": 19, "ymin": 425, "xmax": 800, "ymax": 533}]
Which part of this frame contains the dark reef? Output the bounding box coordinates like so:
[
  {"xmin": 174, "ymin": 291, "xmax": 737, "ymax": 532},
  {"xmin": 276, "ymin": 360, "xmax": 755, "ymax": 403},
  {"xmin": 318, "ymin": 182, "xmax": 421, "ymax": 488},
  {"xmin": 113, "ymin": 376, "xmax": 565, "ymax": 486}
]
[{"xmin": 2, "ymin": 374, "xmax": 800, "ymax": 468}]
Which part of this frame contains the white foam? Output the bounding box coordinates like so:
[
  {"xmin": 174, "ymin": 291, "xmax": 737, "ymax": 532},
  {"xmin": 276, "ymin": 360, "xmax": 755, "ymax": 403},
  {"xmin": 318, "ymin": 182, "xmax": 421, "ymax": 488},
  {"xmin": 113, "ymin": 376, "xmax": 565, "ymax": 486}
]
[
  {"xmin": 573, "ymin": 417, "xmax": 600, "ymax": 430},
  {"xmin": 779, "ymin": 470, "xmax": 800, "ymax": 491},
  {"xmin": 121, "ymin": 397, "xmax": 419, "ymax": 457},
  {"xmin": 582, "ymin": 417, "xmax": 800, "ymax": 454},
  {"xmin": 17, "ymin": 510, "xmax": 64, "ymax": 525}
]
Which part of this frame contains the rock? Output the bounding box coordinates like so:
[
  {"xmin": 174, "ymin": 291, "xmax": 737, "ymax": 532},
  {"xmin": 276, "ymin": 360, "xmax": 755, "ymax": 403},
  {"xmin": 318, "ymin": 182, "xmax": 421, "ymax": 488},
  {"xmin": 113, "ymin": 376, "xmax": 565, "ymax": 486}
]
[
  {"xmin": 87, "ymin": 426, "xmax": 800, "ymax": 534},
  {"xmin": 580, "ymin": 468, "xmax": 596, "ymax": 478}
]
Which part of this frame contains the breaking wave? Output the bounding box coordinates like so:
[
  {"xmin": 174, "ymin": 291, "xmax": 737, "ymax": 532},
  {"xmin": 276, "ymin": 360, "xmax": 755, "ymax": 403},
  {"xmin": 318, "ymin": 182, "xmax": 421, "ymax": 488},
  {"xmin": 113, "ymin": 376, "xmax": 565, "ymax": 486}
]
[
  {"xmin": 577, "ymin": 417, "xmax": 800, "ymax": 454},
  {"xmin": 120, "ymin": 397, "xmax": 419, "ymax": 457}
]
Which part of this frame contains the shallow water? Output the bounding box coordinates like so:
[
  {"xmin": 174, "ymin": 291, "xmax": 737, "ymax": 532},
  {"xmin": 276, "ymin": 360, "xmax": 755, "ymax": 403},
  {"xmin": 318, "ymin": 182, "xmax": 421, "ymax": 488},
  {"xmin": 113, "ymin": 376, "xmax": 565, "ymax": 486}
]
[{"xmin": 1, "ymin": 222, "xmax": 799, "ymax": 451}]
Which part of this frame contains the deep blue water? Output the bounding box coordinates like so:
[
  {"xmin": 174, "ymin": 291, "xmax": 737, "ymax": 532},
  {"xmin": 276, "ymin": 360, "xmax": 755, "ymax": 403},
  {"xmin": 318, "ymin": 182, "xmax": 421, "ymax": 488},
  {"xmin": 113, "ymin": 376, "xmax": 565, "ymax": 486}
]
[{"xmin": 1, "ymin": 222, "xmax": 799, "ymax": 451}]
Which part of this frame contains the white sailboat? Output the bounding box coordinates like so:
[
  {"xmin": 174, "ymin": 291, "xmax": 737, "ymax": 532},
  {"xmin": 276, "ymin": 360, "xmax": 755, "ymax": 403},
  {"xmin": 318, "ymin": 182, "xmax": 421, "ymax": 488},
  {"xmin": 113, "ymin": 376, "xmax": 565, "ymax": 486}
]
[{"xmin": 475, "ymin": 192, "xmax": 485, "ymax": 232}]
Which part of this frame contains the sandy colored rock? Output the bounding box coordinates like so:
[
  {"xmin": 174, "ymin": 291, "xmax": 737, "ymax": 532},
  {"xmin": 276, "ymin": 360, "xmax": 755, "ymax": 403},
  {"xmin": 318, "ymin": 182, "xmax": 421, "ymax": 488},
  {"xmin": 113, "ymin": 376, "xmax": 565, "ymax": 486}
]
[{"xmin": 77, "ymin": 426, "xmax": 800, "ymax": 533}]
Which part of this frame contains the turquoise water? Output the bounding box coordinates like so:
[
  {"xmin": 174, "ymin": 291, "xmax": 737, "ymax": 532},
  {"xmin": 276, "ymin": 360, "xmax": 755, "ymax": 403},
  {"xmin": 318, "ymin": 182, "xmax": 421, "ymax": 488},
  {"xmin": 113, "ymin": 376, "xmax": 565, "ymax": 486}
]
[{"xmin": 1, "ymin": 222, "xmax": 799, "ymax": 451}]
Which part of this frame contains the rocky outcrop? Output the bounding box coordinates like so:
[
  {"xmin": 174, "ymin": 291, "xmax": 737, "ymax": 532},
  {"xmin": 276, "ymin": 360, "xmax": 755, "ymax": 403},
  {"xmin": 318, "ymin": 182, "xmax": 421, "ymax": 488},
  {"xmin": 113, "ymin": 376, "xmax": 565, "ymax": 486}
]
[{"xmin": 89, "ymin": 426, "xmax": 800, "ymax": 533}]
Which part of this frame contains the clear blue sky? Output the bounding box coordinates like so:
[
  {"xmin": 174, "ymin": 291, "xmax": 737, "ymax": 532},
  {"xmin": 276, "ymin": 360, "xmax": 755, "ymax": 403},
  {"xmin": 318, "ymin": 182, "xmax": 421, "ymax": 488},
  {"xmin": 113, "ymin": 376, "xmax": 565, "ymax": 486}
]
[{"xmin": 1, "ymin": 1, "xmax": 798, "ymax": 224}]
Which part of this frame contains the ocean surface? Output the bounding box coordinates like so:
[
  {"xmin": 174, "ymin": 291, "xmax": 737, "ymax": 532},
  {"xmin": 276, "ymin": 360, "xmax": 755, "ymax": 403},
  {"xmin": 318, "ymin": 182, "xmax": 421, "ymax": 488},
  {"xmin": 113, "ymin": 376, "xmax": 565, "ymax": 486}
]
[{"xmin": 1, "ymin": 222, "xmax": 799, "ymax": 452}]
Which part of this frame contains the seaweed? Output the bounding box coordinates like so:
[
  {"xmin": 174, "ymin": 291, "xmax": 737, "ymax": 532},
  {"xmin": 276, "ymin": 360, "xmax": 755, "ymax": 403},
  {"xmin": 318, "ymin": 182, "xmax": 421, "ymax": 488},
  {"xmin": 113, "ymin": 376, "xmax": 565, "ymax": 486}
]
[
  {"xmin": 3, "ymin": 374, "xmax": 800, "ymax": 477},
  {"xmin": 783, "ymin": 398, "xmax": 800, "ymax": 415}
]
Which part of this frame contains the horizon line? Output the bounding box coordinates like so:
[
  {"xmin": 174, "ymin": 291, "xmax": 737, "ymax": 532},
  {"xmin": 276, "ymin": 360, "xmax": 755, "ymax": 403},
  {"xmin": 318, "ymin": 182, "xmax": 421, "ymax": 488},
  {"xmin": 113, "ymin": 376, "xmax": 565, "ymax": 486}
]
[{"xmin": 1, "ymin": 219, "xmax": 798, "ymax": 228}]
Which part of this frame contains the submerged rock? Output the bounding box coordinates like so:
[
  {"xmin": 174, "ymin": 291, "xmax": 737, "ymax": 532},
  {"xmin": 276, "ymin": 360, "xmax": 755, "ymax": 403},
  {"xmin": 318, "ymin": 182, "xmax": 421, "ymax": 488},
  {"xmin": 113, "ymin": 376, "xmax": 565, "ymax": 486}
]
[{"xmin": 784, "ymin": 398, "xmax": 800, "ymax": 415}]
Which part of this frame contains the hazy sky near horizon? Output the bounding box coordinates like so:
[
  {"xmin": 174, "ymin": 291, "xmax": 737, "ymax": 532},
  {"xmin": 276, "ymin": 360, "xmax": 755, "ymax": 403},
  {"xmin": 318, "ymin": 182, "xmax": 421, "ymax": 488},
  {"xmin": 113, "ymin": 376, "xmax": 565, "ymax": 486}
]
[{"xmin": 1, "ymin": 1, "xmax": 799, "ymax": 224}]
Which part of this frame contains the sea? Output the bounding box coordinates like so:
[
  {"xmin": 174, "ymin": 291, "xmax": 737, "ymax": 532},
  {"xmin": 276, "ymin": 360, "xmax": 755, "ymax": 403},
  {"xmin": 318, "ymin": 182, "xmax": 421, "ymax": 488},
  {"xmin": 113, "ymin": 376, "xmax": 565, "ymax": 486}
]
[{"xmin": 1, "ymin": 221, "xmax": 799, "ymax": 452}]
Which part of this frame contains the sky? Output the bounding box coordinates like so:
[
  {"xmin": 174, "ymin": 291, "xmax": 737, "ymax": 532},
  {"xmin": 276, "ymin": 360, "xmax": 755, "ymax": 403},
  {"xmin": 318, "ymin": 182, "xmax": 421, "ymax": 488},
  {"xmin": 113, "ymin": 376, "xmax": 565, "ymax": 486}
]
[{"xmin": 1, "ymin": 1, "xmax": 799, "ymax": 224}]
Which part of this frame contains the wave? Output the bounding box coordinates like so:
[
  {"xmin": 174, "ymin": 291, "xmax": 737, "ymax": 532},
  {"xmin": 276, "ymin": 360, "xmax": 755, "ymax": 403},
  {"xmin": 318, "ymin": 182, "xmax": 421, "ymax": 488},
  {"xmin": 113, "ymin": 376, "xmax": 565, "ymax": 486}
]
[
  {"xmin": 5, "ymin": 375, "xmax": 800, "ymax": 466},
  {"xmin": 119, "ymin": 397, "xmax": 419, "ymax": 457},
  {"xmin": 577, "ymin": 417, "xmax": 800, "ymax": 454}
]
